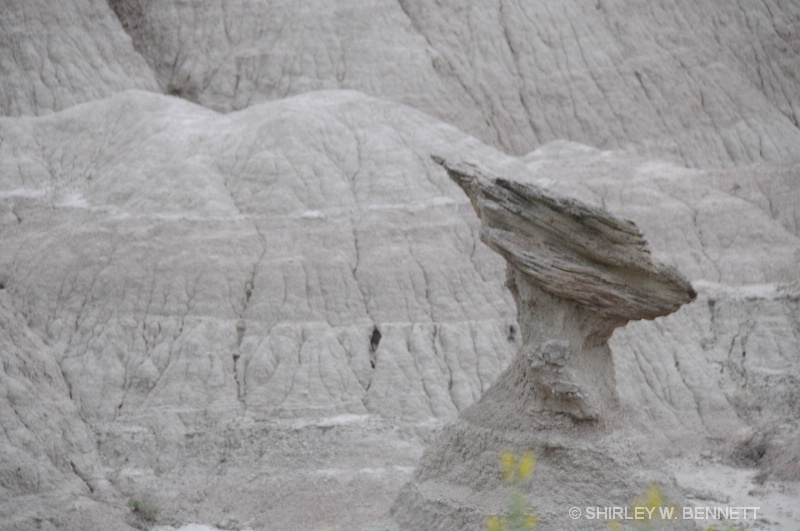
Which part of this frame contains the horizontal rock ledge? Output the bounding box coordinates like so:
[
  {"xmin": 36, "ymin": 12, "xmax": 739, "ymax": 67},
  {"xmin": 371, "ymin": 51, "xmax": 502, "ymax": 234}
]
[{"xmin": 433, "ymin": 155, "xmax": 696, "ymax": 324}]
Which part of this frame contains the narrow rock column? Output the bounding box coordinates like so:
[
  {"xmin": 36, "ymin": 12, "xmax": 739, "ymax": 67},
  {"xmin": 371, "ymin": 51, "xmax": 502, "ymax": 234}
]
[
  {"xmin": 488, "ymin": 277, "xmax": 624, "ymax": 424},
  {"xmin": 435, "ymin": 155, "xmax": 696, "ymax": 427}
]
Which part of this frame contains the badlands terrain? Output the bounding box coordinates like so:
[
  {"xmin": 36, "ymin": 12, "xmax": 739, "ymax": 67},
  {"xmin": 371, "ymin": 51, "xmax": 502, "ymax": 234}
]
[{"xmin": 1, "ymin": 0, "xmax": 799, "ymax": 530}]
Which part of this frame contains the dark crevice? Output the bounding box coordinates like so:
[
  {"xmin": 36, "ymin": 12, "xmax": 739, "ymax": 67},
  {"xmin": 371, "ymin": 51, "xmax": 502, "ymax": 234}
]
[
  {"xmin": 233, "ymin": 320, "xmax": 245, "ymax": 405},
  {"xmin": 105, "ymin": 0, "xmax": 169, "ymax": 94},
  {"xmin": 232, "ymin": 351, "xmax": 244, "ymax": 404},
  {"xmin": 369, "ymin": 326, "xmax": 381, "ymax": 368},
  {"xmin": 731, "ymin": 437, "xmax": 767, "ymax": 467},
  {"xmin": 370, "ymin": 326, "xmax": 381, "ymax": 352},
  {"xmin": 507, "ymin": 324, "xmax": 516, "ymax": 342},
  {"xmin": 70, "ymin": 461, "xmax": 93, "ymax": 494},
  {"xmin": 166, "ymin": 83, "xmax": 200, "ymax": 104},
  {"xmin": 106, "ymin": 0, "xmax": 146, "ymax": 34}
]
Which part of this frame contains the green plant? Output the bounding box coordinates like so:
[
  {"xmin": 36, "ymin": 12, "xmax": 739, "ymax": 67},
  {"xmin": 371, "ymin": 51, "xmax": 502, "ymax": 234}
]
[
  {"xmin": 128, "ymin": 497, "xmax": 160, "ymax": 522},
  {"xmin": 486, "ymin": 450, "xmax": 539, "ymax": 531}
]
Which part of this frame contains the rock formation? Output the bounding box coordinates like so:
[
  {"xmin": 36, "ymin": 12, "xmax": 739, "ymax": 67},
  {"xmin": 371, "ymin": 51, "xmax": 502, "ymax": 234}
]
[
  {"xmin": 1, "ymin": 0, "xmax": 799, "ymax": 529},
  {"xmin": 384, "ymin": 158, "xmax": 698, "ymax": 529},
  {"xmin": 438, "ymin": 155, "xmax": 696, "ymax": 424}
]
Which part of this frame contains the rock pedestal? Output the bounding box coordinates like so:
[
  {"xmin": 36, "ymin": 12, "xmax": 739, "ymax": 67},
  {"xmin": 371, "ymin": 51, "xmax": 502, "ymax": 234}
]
[
  {"xmin": 439, "ymin": 156, "xmax": 696, "ymax": 428},
  {"xmin": 385, "ymin": 157, "xmax": 697, "ymax": 530}
]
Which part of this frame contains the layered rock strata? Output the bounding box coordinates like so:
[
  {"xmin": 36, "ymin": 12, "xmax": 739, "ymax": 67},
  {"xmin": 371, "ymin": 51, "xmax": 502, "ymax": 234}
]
[
  {"xmin": 438, "ymin": 156, "xmax": 696, "ymax": 426},
  {"xmin": 386, "ymin": 158, "xmax": 697, "ymax": 530}
]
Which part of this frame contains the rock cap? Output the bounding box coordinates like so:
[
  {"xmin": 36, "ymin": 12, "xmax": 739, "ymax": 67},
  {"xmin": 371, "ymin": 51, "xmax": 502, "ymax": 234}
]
[{"xmin": 434, "ymin": 155, "xmax": 696, "ymax": 322}]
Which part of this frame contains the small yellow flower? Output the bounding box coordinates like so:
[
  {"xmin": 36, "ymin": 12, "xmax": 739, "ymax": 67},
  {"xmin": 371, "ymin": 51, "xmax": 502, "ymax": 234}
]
[
  {"xmin": 632, "ymin": 483, "xmax": 663, "ymax": 520},
  {"xmin": 607, "ymin": 519, "xmax": 620, "ymax": 531},
  {"xmin": 517, "ymin": 451, "xmax": 536, "ymax": 480},
  {"xmin": 500, "ymin": 450, "xmax": 516, "ymax": 481},
  {"xmin": 642, "ymin": 483, "xmax": 663, "ymax": 509},
  {"xmin": 486, "ymin": 514, "xmax": 505, "ymax": 531},
  {"xmin": 491, "ymin": 450, "xmax": 539, "ymax": 530}
]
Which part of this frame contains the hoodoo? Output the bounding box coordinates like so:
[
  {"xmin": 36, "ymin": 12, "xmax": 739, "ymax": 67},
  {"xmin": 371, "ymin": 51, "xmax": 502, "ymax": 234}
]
[
  {"xmin": 436, "ymin": 156, "xmax": 696, "ymax": 426},
  {"xmin": 385, "ymin": 157, "xmax": 698, "ymax": 530}
]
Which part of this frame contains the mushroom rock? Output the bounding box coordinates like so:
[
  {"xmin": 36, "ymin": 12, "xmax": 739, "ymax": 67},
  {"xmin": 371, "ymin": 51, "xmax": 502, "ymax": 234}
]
[
  {"xmin": 384, "ymin": 157, "xmax": 698, "ymax": 530},
  {"xmin": 436, "ymin": 155, "xmax": 696, "ymax": 427}
]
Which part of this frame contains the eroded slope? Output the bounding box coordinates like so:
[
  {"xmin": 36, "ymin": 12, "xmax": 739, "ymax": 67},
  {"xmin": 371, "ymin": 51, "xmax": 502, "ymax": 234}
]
[
  {"xmin": 0, "ymin": 0, "xmax": 158, "ymax": 116},
  {"xmin": 1, "ymin": 90, "xmax": 798, "ymax": 528},
  {"xmin": 109, "ymin": 0, "xmax": 800, "ymax": 167}
]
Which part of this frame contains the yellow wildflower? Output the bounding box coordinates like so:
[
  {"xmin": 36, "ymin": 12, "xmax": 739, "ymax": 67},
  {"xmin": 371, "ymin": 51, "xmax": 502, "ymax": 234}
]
[
  {"xmin": 517, "ymin": 451, "xmax": 536, "ymax": 480},
  {"xmin": 607, "ymin": 519, "xmax": 620, "ymax": 531},
  {"xmin": 632, "ymin": 483, "xmax": 663, "ymax": 520},
  {"xmin": 643, "ymin": 483, "xmax": 663, "ymax": 509},
  {"xmin": 524, "ymin": 512, "xmax": 538, "ymax": 529},
  {"xmin": 500, "ymin": 450, "xmax": 516, "ymax": 481},
  {"xmin": 486, "ymin": 514, "xmax": 505, "ymax": 531}
]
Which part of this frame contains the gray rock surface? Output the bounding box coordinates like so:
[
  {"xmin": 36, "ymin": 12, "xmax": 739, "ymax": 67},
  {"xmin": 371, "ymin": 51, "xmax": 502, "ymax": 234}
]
[
  {"xmin": 0, "ymin": 89, "xmax": 522, "ymax": 530},
  {"xmin": 0, "ymin": 0, "xmax": 799, "ymax": 530},
  {"xmin": 0, "ymin": 0, "xmax": 159, "ymax": 116},
  {"xmin": 109, "ymin": 0, "xmax": 800, "ymax": 166}
]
